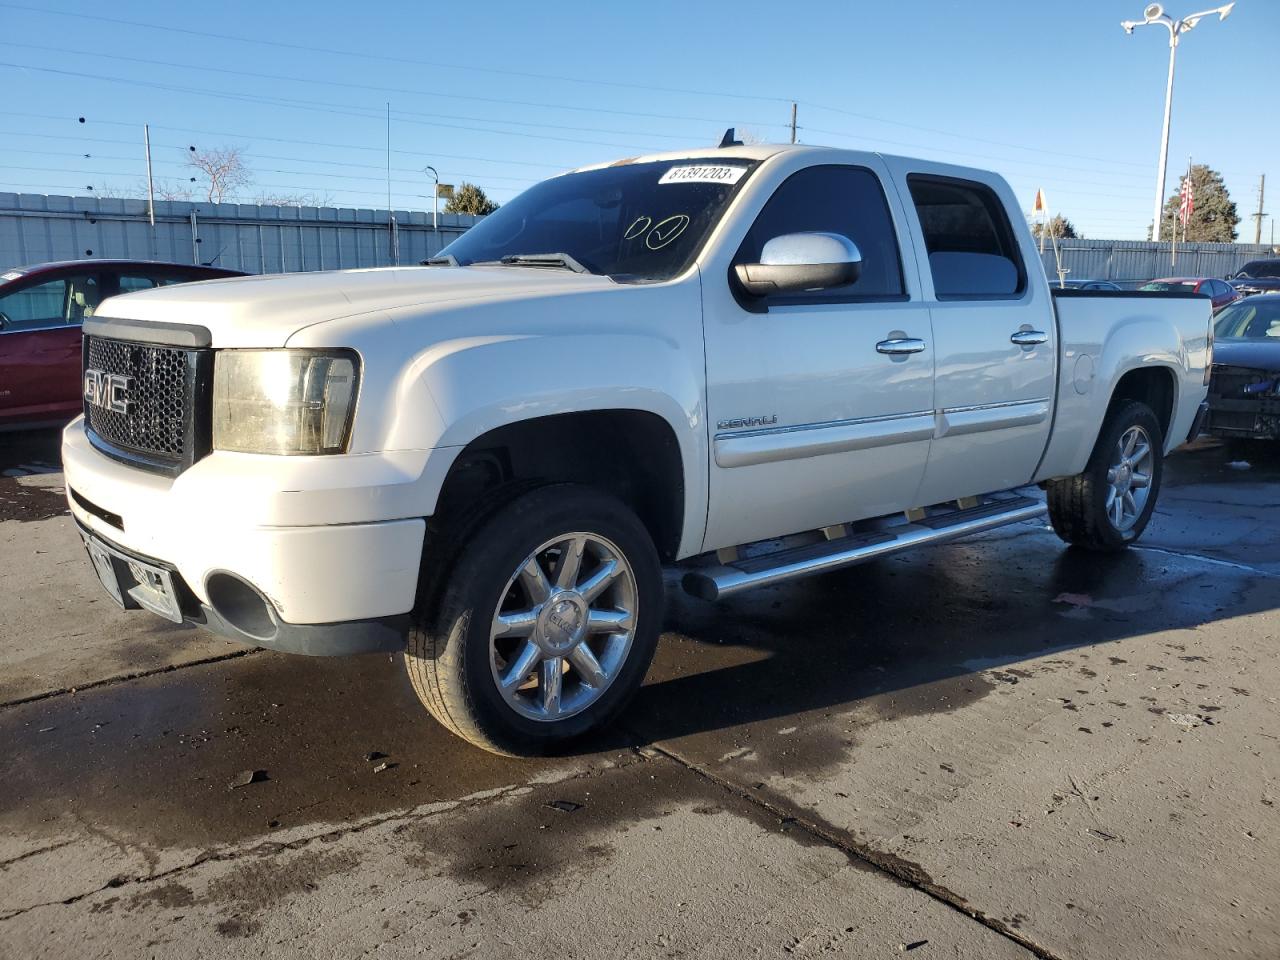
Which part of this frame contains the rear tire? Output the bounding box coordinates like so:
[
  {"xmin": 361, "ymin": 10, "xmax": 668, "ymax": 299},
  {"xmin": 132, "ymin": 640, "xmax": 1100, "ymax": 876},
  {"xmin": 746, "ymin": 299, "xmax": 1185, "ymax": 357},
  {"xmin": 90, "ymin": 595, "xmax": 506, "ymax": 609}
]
[
  {"xmin": 404, "ymin": 484, "xmax": 662, "ymax": 756},
  {"xmin": 1046, "ymin": 399, "xmax": 1163, "ymax": 552}
]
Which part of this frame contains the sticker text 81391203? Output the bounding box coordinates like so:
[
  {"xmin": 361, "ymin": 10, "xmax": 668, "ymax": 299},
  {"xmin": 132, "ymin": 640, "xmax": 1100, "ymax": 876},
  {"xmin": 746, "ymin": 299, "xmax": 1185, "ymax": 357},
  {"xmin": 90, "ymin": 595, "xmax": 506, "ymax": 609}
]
[{"xmin": 658, "ymin": 164, "xmax": 748, "ymax": 186}]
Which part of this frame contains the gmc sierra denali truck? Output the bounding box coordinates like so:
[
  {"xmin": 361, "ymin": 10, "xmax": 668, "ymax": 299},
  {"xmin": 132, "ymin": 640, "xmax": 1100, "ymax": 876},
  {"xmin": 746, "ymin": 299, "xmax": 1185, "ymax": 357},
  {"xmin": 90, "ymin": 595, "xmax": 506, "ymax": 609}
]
[{"xmin": 61, "ymin": 142, "xmax": 1212, "ymax": 755}]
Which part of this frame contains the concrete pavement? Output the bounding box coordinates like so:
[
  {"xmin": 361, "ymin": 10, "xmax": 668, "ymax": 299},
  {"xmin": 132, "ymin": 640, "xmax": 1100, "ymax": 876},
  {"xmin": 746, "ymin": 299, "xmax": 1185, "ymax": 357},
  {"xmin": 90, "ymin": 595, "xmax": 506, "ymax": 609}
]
[{"xmin": 0, "ymin": 431, "xmax": 1276, "ymax": 958}]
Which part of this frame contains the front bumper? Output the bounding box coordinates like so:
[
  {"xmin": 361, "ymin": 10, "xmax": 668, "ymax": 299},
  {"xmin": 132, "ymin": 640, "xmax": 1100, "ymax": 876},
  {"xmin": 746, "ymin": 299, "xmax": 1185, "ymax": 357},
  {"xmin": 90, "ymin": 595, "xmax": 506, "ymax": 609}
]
[
  {"xmin": 63, "ymin": 418, "xmax": 429, "ymax": 654},
  {"xmin": 76, "ymin": 520, "xmax": 409, "ymax": 654},
  {"xmin": 1186, "ymin": 400, "xmax": 1210, "ymax": 444}
]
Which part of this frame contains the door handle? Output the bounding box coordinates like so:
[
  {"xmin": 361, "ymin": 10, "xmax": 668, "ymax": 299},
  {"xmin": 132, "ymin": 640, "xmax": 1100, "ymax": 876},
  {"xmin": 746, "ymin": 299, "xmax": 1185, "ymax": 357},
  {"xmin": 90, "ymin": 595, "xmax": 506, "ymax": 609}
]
[
  {"xmin": 1010, "ymin": 330, "xmax": 1048, "ymax": 346},
  {"xmin": 876, "ymin": 337, "xmax": 926, "ymax": 355}
]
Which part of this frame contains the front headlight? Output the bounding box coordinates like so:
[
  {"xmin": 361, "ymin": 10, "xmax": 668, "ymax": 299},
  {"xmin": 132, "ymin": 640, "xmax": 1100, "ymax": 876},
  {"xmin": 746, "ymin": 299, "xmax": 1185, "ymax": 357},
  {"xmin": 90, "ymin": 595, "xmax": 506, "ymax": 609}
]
[{"xmin": 212, "ymin": 350, "xmax": 359, "ymax": 455}]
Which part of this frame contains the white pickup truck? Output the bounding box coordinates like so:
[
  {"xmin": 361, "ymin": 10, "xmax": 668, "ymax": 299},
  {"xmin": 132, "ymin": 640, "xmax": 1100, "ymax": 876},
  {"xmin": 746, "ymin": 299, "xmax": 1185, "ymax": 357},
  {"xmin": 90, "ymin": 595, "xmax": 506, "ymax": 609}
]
[{"xmin": 62, "ymin": 141, "xmax": 1212, "ymax": 754}]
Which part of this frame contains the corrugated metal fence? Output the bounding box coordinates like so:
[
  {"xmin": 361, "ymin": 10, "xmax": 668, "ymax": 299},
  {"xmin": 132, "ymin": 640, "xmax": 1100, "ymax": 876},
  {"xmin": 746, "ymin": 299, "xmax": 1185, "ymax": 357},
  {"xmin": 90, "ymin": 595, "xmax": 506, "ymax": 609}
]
[
  {"xmin": 1036, "ymin": 238, "xmax": 1277, "ymax": 286},
  {"xmin": 0, "ymin": 193, "xmax": 482, "ymax": 274},
  {"xmin": 4, "ymin": 192, "xmax": 1277, "ymax": 286}
]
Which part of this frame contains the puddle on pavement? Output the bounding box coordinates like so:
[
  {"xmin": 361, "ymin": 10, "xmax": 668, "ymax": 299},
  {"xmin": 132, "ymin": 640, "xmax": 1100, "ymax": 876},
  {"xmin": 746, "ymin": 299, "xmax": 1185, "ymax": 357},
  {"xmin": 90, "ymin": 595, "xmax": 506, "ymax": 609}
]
[
  {"xmin": 0, "ymin": 475, "xmax": 67, "ymax": 523},
  {"xmin": 0, "ymin": 651, "xmax": 619, "ymax": 850}
]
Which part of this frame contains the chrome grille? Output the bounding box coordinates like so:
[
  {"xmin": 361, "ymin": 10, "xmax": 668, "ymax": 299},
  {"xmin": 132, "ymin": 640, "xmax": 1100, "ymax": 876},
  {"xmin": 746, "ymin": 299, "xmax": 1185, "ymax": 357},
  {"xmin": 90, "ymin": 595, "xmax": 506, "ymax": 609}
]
[{"xmin": 83, "ymin": 335, "xmax": 205, "ymax": 470}]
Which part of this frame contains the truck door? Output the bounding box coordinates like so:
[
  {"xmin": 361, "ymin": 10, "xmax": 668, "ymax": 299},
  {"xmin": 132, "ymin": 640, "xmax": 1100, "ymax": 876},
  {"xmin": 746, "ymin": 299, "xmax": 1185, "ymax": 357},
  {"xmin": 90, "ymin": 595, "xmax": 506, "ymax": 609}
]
[
  {"xmin": 897, "ymin": 171, "xmax": 1056, "ymax": 504},
  {"xmin": 700, "ymin": 160, "xmax": 934, "ymax": 551}
]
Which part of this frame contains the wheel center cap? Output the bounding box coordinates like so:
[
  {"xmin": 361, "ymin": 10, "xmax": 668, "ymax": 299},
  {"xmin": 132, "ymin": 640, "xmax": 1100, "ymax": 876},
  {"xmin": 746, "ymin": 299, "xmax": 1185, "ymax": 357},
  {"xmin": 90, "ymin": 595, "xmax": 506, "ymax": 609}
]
[
  {"xmin": 539, "ymin": 593, "xmax": 585, "ymax": 652},
  {"xmin": 1116, "ymin": 463, "xmax": 1132, "ymax": 488}
]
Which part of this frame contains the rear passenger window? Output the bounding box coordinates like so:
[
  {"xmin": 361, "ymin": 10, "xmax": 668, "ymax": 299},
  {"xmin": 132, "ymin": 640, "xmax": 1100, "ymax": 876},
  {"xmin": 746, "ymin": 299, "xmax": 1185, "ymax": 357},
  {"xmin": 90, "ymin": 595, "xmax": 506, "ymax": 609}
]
[
  {"xmin": 907, "ymin": 175, "xmax": 1026, "ymax": 299},
  {"xmin": 117, "ymin": 275, "xmax": 159, "ymax": 293},
  {"xmin": 737, "ymin": 165, "xmax": 904, "ymax": 301}
]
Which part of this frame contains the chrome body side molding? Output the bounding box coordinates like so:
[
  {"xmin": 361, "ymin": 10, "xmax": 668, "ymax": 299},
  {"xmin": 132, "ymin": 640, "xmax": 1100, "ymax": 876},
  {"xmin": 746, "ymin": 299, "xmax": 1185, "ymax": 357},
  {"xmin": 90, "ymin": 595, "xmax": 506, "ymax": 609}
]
[
  {"xmin": 713, "ymin": 410, "xmax": 935, "ymax": 468},
  {"xmin": 935, "ymin": 398, "xmax": 1051, "ymax": 438}
]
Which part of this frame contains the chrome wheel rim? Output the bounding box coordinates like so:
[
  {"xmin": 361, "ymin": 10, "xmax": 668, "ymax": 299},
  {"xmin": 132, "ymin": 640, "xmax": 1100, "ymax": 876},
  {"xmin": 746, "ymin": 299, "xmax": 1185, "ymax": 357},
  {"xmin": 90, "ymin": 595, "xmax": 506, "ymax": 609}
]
[
  {"xmin": 489, "ymin": 532, "xmax": 637, "ymax": 722},
  {"xmin": 1105, "ymin": 425, "xmax": 1154, "ymax": 532}
]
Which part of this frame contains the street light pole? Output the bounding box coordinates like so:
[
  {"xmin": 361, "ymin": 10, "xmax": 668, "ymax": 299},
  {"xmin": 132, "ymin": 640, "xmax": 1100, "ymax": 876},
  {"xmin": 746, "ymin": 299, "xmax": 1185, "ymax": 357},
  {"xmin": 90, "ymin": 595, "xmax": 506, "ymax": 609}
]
[
  {"xmin": 424, "ymin": 165, "xmax": 439, "ymax": 233},
  {"xmin": 1121, "ymin": 3, "xmax": 1233, "ymax": 242}
]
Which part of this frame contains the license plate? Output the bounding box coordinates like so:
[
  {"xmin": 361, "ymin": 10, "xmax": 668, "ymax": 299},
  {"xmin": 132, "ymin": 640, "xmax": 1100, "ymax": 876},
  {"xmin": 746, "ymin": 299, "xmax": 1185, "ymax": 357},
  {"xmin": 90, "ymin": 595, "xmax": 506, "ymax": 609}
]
[{"xmin": 81, "ymin": 531, "xmax": 184, "ymax": 623}]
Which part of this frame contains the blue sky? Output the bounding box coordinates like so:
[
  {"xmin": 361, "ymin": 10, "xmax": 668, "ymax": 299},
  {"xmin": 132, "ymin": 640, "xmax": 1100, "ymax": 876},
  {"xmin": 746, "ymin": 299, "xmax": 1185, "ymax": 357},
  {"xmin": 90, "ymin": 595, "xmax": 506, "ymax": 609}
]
[{"xmin": 1, "ymin": 0, "xmax": 1275, "ymax": 240}]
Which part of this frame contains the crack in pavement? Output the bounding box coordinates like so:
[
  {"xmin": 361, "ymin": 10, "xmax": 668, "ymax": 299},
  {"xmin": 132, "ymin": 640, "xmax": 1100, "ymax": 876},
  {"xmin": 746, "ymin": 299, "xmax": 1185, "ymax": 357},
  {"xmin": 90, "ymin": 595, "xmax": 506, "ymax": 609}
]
[
  {"xmin": 0, "ymin": 781, "xmax": 536, "ymax": 923},
  {"xmin": 0, "ymin": 648, "xmax": 261, "ymax": 711},
  {"xmin": 0, "ymin": 840, "xmax": 76, "ymax": 870},
  {"xmin": 636, "ymin": 742, "xmax": 1065, "ymax": 960},
  {"xmin": 1131, "ymin": 544, "xmax": 1278, "ymax": 578}
]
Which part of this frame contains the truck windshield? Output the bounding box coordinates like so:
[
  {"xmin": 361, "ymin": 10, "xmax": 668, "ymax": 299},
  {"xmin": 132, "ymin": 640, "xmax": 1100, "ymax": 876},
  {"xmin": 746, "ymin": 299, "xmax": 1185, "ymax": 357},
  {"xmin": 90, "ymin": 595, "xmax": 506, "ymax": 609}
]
[
  {"xmin": 438, "ymin": 158, "xmax": 757, "ymax": 282},
  {"xmin": 1214, "ymin": 298, "xmax": 1280, "ymax": 339}
]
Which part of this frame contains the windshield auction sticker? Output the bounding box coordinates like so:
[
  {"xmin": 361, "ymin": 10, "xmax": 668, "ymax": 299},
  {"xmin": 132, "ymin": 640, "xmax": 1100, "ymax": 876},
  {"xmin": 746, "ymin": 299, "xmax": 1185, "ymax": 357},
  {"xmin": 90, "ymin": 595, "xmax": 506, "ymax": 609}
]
[{"xmin": 658, "ymin": 164, "xmax": 748, "ymax": 186}]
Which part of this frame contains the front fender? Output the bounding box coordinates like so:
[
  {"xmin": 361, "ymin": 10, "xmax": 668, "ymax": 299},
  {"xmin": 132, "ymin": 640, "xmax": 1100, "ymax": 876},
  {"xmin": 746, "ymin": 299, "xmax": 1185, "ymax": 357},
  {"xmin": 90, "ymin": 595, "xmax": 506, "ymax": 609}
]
[{"xmin": 403, "ymin": 331, "xmax": 707, "ymax": 555}]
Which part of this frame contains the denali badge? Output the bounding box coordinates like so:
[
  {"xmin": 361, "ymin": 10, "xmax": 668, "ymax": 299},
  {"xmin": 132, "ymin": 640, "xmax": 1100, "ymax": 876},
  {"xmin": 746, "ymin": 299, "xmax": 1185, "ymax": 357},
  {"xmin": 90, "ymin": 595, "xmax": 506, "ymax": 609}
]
[
  {"xmin": 717, "ymin": 414, "xmax": 778, "ymax": 431},
  {"xmin": 84, "ymin": 369, "xmax": 135, "ymax": 415}
]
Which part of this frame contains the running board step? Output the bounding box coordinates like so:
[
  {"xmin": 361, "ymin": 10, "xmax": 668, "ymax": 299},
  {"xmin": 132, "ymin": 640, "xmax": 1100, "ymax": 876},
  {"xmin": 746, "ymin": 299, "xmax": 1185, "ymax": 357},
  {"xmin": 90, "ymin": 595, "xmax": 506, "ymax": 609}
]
[{"xmin": 681, "ymin": 496, "xmax": 1046, "ymax": 601}]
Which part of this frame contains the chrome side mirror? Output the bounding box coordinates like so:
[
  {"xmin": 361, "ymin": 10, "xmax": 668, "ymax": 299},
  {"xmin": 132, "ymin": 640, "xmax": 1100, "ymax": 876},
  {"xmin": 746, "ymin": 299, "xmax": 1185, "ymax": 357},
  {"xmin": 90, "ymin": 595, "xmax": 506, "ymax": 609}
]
[{"xmin": 734, "ymin": 232, "xmax": 862, "ymax": 298}]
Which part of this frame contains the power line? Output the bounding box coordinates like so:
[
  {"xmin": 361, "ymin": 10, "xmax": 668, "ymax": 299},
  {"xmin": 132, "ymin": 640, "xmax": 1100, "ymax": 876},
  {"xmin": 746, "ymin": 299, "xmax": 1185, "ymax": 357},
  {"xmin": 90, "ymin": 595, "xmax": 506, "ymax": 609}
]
[
  {"xmin": 0, "ymin": 113, "xmax": 572, "ymax": 168},
  {"xmin": 0, "ymin": 2, "xmax": 794, "ymax": 105},
  {"xmin": 0, "ymin": 62, "xmax": 668, "ymax": 152},
  {"xmin": 0, "ymin": 40, "xmax": 788, "ymax": 132}
]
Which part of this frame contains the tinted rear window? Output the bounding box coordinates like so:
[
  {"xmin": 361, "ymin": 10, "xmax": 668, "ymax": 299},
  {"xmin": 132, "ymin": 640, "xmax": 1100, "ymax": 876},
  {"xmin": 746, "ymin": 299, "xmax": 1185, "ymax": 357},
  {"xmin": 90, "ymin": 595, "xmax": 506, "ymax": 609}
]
[{"xmin": 907, "ymin": 175, "xmax": 1025, "ymax": 299}]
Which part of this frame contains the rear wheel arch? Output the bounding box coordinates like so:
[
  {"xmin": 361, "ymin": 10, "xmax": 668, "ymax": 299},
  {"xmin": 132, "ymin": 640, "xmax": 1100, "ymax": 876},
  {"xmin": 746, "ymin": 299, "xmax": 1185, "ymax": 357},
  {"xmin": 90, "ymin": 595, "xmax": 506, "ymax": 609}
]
[{"xmin": 1109, "ymin": 365, "xmax": 1176, "ymax": 442}]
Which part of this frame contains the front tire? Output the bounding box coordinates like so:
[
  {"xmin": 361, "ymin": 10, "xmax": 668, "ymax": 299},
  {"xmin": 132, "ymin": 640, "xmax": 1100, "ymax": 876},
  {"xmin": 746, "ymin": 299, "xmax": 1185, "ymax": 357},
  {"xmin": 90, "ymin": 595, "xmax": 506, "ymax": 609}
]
[
  {"xmin": 405, "ymin": 484, "xmax": 663, "ymax": 756},
  {"xmin": 1046, "ymin": 399, "xmax": 1164, "ymax": 551}
]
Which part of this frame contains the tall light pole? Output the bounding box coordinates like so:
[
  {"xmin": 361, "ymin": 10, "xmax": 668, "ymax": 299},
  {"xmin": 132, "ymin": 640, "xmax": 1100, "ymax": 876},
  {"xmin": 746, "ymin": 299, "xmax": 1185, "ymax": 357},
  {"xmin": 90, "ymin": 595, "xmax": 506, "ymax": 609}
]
[
  {"xmin": 1122, "ymin": 3, "xmax": 1234, "ymax": 242},
  {"xmin": 424, "ymin": 165, "xmax": 439, "ymax": 233}
]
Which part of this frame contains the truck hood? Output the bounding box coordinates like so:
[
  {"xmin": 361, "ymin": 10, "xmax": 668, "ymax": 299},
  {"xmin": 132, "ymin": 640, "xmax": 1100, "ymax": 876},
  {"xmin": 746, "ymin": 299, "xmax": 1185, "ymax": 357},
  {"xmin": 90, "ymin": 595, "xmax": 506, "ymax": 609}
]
[
  {"xmin": 1230, "ymin": 278, "xmax": 1280, "ymax": 291},
  {"xmin": 1214, "ymin": 338, "xmax": 1280, "ymax": 372},
  {"xmin": 90, "ymin": 266, "xmax": 619, "ymax": 347}
]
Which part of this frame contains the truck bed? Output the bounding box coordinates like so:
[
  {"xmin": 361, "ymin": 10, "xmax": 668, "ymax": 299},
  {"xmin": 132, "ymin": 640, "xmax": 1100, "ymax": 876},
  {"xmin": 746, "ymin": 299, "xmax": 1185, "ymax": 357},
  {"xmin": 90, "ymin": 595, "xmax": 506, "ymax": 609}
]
[{"xmin": 1033, "ymin": 288, "xmax": 1212, "ymax": 482}]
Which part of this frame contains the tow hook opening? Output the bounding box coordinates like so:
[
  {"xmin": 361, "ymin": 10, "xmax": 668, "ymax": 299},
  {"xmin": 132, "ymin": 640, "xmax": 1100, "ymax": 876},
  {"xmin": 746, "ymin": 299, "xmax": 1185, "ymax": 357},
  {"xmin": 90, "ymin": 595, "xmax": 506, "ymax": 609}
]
[{"xmin": 206, "ymin": 572, "xmax": 279, "ymax": 641}]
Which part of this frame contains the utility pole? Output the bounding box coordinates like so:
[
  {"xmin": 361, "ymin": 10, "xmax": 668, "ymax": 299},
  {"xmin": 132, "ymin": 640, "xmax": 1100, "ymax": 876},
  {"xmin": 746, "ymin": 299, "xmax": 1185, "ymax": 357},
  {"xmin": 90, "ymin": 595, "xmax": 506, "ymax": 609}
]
[
  {"xmin": 143, "ymin": 123, "xmax": 156, "ymax": 259},
  {"xmin": 789, "ymin": 102, "xmax": 797, "ymax": 144},
  {"xmin": 1121, "ymin": 4, "xmax": 1235, "ymax": 243},
  {"xmin": 1253, "ymin": 173, "xmax": 1266, "ymax": 245},
  {"xmin": 143, "ymin": 124, "xmax": 155, "ymax": 228},
  {"xmin": 424, "ymin": 166, "xmax": 439, "ymax": 234},
  {"xmin": 386, "ymin": 102, "xmax": 398, "ymax": 265}
]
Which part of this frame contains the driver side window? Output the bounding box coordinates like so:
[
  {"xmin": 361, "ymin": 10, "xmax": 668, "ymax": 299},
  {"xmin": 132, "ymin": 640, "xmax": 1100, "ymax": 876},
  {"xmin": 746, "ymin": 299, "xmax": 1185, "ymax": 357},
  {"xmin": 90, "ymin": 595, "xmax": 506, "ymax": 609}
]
[
  {"xmin": 736, "ymin": 165, "xmax": 905, "ymax": 301},
  {"xmin": 0, "ymin": 274, "xmax": 100, "ymax": 333}
]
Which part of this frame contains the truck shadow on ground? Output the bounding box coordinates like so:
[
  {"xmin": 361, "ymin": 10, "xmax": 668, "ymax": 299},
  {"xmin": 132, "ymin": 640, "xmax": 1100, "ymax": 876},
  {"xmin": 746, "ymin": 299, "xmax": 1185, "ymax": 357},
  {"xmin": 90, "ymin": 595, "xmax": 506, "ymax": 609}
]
[{"xmin": 612, "ymin": 438, "xmax": 1279, "ymax": 760}]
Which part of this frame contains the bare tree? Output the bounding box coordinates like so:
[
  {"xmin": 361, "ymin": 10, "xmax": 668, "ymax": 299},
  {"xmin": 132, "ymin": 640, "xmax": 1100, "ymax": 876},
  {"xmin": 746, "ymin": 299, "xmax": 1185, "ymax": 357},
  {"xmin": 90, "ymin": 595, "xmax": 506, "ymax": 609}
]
[
  {"xmin": 254, "ymin": 191, "xmax": 334, "ymax": 208},
  {"xmin": 154, "ymin": 179, "xmax": 195, "ymax": 202},
  {"xmin": 187, "ymin": 146, "xmax": 252, "ymax": 203},
  {"xmin": 91, "ymin": 179, "xmax": 192, "ymax": 201}
]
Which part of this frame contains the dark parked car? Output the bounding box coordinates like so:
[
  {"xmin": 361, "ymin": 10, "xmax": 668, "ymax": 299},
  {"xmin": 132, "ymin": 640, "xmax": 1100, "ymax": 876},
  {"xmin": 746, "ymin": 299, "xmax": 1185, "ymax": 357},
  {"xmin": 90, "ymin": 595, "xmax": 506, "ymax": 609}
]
[
  {"xmin": 0, "ymin": 260, "xmax": 243, "ymax": 430},
  {"xmin": 1059, "ymin": 279, "xmax": 1124, "ymax": 291},
  {"xmin": 1228, "ymin": 258, "xmax": 1280, "ymax": 297},
  {"xmin": 1140, "ymin": 276, "xmax": 1241, "ymax": 313},
  {"xmin": 1205, "ymin": 296, "xmax": 1280, "ymax": 444}
]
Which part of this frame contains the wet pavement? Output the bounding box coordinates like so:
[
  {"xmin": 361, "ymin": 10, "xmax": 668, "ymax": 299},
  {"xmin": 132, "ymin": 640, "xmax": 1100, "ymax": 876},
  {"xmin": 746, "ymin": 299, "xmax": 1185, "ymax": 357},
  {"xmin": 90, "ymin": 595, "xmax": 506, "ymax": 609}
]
[{"xmin": 0, "ymin": 429, "xmax": 1277, "ymax": 958}]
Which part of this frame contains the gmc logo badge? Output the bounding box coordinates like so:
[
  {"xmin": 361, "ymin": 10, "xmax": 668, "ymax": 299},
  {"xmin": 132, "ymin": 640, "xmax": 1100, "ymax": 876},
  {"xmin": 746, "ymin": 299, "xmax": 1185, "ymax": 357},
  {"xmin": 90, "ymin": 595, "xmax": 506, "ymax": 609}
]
[{"xmin": 84, "ymin": 369, "xmax": 135, "ymax": 415}]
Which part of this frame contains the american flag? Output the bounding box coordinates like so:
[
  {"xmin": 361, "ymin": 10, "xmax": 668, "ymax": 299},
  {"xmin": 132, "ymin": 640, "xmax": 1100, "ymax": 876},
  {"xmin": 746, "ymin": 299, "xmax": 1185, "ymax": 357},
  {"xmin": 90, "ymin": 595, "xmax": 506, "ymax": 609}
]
[{"xmin": 1179, "ymin": 176, "xmax": 1195, "ymax": 227}]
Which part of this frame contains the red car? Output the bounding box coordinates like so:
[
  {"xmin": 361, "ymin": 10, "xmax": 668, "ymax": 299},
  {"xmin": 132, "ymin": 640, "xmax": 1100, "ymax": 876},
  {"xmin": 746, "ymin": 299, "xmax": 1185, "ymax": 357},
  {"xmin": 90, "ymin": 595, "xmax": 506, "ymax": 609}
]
[
  {"xmin": 1139, "ymin": 276, "xmax": 1241, "ymax": 314},
  {"xmin": 0, "ymin": 260, "xmax": 243, "ymax": 430}
]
